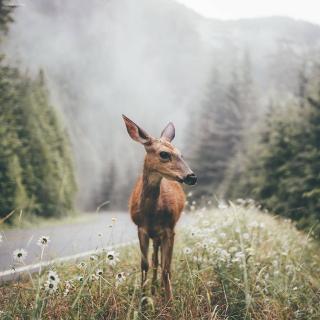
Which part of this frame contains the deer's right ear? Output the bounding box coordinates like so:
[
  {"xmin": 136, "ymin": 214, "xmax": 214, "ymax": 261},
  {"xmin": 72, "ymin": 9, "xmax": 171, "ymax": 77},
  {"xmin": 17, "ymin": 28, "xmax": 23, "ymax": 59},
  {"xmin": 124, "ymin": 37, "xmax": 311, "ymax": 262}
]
[{"xmin": 122, "ymin": 115, "xmax": 152, "ymax": 145}]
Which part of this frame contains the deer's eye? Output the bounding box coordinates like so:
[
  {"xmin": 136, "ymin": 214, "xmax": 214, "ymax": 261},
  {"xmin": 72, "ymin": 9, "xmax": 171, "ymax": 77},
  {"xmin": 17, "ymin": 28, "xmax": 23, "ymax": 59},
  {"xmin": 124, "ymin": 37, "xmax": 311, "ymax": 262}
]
[{"xmin": 159, "ymin": 151, "xmax": 171, "ymax": 161}]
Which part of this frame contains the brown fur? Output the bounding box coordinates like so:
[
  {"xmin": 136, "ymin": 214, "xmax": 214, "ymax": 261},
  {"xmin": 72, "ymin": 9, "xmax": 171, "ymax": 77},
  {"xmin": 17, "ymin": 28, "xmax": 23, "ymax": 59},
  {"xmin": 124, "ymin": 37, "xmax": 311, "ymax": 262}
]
[
  {"xmin": 122, "ymin": 115, "xmax": 195, "ymax": 301},
  {"xmin": 129, "ymin": 169, "xmax": 185, "ymax": 236}
]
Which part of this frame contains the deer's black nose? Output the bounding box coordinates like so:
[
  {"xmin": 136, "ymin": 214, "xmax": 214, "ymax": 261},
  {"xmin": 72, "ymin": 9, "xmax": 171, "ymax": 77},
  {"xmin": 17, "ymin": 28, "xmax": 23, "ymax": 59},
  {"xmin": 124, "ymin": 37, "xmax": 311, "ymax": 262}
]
[{"xmin": 184, "ymin": 173, "xmax": 197, "ymax": 185}]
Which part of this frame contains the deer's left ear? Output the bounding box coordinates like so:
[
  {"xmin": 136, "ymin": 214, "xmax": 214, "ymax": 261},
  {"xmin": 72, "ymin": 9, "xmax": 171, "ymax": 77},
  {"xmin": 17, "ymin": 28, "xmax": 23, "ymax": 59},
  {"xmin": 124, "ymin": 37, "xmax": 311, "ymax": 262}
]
[{"xmin": 161, "ymin": 122, "xmax": 175, "ymax": 142}]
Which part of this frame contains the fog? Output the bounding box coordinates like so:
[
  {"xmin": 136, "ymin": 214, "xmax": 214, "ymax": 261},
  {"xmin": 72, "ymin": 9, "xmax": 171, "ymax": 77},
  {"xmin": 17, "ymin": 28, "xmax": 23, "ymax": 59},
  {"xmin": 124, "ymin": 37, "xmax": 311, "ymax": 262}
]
[
  {"xmin": 4, "ymin": 0, "xmax": 320, "ymax": 210},
  {"xmin": 4, "ymin": 0, "xmax": 212, "ymax": 208}
]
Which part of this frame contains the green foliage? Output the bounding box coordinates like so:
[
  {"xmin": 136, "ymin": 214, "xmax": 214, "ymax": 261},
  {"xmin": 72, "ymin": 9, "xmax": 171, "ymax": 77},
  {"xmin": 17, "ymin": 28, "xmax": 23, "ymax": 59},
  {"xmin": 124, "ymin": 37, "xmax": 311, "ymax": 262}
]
[
  {"xmin": 228, "ymin": 84, "xmax": 320, "ymax": 237},
  {"xmin": 0, "ymin": 65, "xmax": 77, "ymax": 221},
  {"xmin": 0, "ymin": 0, "xmax": 14, "ymax": 36}
]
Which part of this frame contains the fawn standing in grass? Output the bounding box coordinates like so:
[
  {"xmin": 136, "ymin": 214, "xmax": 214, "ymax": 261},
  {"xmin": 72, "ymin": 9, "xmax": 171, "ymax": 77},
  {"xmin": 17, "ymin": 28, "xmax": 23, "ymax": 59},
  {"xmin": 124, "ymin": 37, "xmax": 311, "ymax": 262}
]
[{"xmin": 122, "ymin": 115, "xmax": 197, "ymax": 301}]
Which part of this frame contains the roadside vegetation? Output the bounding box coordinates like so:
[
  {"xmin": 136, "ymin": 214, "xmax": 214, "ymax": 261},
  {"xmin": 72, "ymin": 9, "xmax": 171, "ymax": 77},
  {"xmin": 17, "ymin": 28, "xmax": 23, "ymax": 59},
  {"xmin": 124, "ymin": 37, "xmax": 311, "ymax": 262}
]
[{"xmin": 1, "ymin": 204, "xmax": 319, "ymax": 319}]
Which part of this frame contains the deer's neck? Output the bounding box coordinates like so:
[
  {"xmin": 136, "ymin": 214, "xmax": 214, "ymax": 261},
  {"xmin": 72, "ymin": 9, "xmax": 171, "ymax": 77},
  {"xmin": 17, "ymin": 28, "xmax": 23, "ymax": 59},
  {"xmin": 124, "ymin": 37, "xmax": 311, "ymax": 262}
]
[{"xmin": 140, "ymin": 166, "xmax": 162, "ymax": 214}]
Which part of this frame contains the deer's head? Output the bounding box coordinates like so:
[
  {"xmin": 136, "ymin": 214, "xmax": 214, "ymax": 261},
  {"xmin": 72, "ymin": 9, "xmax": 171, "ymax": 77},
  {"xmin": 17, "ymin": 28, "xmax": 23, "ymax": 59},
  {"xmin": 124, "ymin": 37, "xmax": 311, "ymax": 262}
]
[{"xmin": 122, "ymin": 115, "xmax": 197, "ymax": 185}]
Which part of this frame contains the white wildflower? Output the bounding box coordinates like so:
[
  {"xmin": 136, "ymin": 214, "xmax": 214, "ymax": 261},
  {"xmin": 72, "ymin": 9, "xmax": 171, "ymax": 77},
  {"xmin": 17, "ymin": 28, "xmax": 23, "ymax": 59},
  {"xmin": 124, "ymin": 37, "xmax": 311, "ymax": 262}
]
[
  {"xmin": 48, "ymin": 270, "xmax": 60, "ymax": 284},
  {"xmin": 96, "ymin": 268, "xmax": 103, "ymax": 276},
  {"xmin": 208, "ymin": 238, "xmax": 217, "ymax": 245},
  {"xmin": 37, "ymin": 236, "xmax": 50, "ymax": 248},
  {"xmin": 115, "ymin": 272, "xmax": 126, "ymax": 285},
  {"xmin": 90, "ymin": 255, "xmax": 97, "ymax": 261},
  {"xmin": 183, "ymin": 247, "xmax": 192, "ymax": 255},
  {"xmin": 190, "ymin": 229, "xmax": 197, "ymax": 237},
  {"xmin": 243, "ymin": 233, "xmax": 250, "ymax": 240},
  {"xmin": 235, "ymin": 251, "xmax": 245, "ymax": 259},
  {"xmin": 44, "ymin": 280, "xmax": 58, "ymax": 294},
  {"xmin": 98, "ymin": 232, "xmax": 103, "ymax": 237},
  {"xmin": 219, "ymin": 232, "xmax": 226, "ymax": 238},
  {"xmin": 13, "ymin": 248, "xmax": 27, "ymax": 263},
  {"xmin": 232, "ymin": 251, "xmax": 245, "ymax": 263},
  {"xmin": 106, "ymin": 250, "xmax": 120, "ymax": 266},
  {"xmin": 201, "ymin": 241, "xmax": 209, "ymax": 249},
  {"xmin": 215, "ymin": 248, "xmax": 230, "ymax": 262}
]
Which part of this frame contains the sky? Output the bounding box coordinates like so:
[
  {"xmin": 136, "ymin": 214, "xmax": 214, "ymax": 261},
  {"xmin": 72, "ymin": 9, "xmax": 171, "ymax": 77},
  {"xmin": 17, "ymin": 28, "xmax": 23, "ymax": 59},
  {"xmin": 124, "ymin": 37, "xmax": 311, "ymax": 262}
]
[{"xmin": 176, "ymin": 0, "xmax": 320, "ymax": 25}]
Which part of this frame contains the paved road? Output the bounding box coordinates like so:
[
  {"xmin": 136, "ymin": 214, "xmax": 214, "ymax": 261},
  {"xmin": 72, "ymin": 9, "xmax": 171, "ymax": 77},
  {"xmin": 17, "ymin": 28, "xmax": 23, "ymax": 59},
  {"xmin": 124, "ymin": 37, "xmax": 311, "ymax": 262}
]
[
  {"xmin": 0, "ymin": 212, "xmax": 136, "ymax": 273},
  {"xmin": 0, "ymin": 211, "xmax": 192, "ymax": 281}
]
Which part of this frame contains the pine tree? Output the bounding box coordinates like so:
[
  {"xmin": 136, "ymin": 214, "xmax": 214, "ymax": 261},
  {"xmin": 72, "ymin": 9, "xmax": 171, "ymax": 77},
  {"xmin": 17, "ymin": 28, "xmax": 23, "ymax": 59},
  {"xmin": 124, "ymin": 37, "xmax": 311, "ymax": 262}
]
[{"xmin": 189, "ymin": 53, "xmax": 257, "ymax": 199}]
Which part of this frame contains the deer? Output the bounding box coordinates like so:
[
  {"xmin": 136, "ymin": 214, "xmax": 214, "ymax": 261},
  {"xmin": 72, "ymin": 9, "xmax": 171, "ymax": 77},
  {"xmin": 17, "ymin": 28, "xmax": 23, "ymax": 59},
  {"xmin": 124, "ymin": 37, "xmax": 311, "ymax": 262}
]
[{"xmin": 122, "ymin": 115, "xmax": 197, "ymax": 301}]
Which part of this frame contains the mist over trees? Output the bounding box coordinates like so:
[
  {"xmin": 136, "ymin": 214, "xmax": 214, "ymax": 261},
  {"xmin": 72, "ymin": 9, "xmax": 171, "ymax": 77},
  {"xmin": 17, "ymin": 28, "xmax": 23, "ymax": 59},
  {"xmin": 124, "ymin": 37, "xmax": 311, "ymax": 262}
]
[
  {"xmin": 1, "ymin": 0, "xmax": 320, "ymax": 234},
  {"xmin": 0, "ymin": 4, "xmax": 76, "ymax": 222},
  {"xmin": 4, "ymin": 0, "xmax": 320, "ymax": 211},
  {"xmin": 186, "ymin": 36, "xmax": 320, "ymax": 235}
]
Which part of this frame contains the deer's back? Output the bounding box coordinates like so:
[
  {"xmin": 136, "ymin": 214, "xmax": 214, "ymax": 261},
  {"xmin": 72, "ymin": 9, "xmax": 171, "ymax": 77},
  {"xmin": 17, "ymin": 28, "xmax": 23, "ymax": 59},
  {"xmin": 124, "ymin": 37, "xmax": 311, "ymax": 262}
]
[{"xmin": 129, "ymin": 177, "xmax": 185, "ymax": 234}]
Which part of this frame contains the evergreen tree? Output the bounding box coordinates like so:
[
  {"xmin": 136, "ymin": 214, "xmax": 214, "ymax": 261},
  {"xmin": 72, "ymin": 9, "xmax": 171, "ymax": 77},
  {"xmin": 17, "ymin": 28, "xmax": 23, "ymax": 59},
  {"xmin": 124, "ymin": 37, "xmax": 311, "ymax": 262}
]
[
  {"xmin": 229, "ymin": 69, "xmax": 320, "ymax": 236},
  {"xmin": 189, "ymin": 53, "xmax": 257, "ymax": 199}
]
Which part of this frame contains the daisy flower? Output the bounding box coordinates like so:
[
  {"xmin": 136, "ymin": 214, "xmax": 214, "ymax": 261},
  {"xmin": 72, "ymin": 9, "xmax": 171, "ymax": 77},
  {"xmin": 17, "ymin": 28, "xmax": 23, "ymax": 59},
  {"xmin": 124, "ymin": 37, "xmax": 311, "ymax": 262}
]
[
  {"xmin": 183, "ymin": 247, "xmax": 192, "ymax": 255},
  {"xmin": 106, "ymin": 250, "xmax": 120, "ymax": 266},
  {"xmin": 13, "ymin": 248, "xmax": 27, "ymax": 263},
  {"xmin": 37, "ymin": 236, "xmax": 50, "ymax": 248},
  {"xmin": 44, "ymin": 280, "xmax": 58, "ymax": 294},
  {"xmin": 77, "ymin": 275, "xmax": 84, "ymax": 282},
  {"xmin": 115, "ymin": 272, "xmax": 126, "ymax": 285},
  {"xmin": 48, "ymin": 270, "xmax": 60, "ymax": 284},
  {"xmin": 96, "ymin": 268, "xmax": 103, "ymax": 277}
]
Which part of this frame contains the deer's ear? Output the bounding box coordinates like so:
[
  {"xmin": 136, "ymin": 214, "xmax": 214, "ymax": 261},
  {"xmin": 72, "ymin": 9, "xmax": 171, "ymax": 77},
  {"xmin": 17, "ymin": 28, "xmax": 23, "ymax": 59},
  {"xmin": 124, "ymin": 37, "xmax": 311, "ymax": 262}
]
[
  {"xmin": 161, "ymin": 122, "xmax": 175, "ymax": 142},
  {"xmin": 122, "ymin": 115, "xmax": 152, "ymax": 145}
]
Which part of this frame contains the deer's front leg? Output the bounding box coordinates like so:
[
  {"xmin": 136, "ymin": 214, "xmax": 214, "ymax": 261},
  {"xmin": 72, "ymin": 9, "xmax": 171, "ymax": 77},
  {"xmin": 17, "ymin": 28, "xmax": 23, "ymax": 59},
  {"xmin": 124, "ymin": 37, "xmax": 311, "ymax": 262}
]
[
  {"xmin": 161, "ymin": 228, "xmax": 175, "ymax": 301},
  {"xmin": 138, "ymin": 227, "xmax": 149, "ymax": 290},
  {"xmin": 151, "ymin": 238, "xmax": 160, "ymax": 295}
]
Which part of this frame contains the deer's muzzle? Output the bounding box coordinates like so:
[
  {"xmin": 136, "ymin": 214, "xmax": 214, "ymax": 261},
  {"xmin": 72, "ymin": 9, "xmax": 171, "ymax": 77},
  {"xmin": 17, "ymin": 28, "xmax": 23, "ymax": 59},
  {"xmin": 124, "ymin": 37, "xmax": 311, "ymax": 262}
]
[{"xmin": 183, "ymin": 173, "xmax": 197, "ymax": 185}]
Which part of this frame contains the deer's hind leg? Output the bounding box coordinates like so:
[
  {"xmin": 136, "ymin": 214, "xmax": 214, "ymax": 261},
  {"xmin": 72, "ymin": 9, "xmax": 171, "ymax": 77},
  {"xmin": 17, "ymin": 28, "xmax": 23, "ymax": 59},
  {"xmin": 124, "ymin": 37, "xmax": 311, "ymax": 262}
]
[
  {"xmin": 138, "ymin": 227, "xmax": 149, "ymax": 291},
  {"xmin": 151, "ymin": 238, "xmax": 160, "ymax": 295}
]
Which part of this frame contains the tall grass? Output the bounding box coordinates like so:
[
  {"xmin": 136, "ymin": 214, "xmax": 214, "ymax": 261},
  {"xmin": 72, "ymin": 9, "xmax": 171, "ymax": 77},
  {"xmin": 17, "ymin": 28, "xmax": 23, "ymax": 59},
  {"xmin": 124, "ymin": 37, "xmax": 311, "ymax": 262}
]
[{"xmin": 0, "ymin": 204, "xmax": 319, "ymax": 319}]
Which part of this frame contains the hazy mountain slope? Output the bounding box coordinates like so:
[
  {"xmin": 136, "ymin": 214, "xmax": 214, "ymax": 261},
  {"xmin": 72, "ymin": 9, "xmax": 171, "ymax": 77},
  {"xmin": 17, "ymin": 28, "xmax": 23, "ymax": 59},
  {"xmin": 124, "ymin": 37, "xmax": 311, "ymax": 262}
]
[{"xmin": 4, "ymin": 0, "xmax": 320, "ymax": 209}]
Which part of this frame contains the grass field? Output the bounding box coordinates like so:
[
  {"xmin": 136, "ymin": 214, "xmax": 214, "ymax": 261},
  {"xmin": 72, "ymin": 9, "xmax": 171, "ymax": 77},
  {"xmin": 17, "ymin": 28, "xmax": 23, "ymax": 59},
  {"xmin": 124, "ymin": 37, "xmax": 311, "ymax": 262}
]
[{"xmin": 0, "ymin": 204, "xmax": 319, "ymax": 319}]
